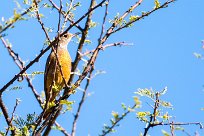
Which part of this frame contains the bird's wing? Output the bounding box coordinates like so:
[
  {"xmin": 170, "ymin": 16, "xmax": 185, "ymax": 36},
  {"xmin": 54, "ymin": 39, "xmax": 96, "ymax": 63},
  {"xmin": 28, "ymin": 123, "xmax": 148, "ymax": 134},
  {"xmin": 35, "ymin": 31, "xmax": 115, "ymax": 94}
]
[{"xmin": 44, "ymin": 52, "xmax": 56, "ymax": 101}]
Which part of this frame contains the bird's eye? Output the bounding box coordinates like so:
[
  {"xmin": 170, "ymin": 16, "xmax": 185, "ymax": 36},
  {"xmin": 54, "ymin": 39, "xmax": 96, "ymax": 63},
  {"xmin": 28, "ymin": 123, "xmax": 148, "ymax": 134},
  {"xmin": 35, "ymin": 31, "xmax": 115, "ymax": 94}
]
[{"xmin": 63, "ymin": 34, "xmax": 68, "ymax": 38}]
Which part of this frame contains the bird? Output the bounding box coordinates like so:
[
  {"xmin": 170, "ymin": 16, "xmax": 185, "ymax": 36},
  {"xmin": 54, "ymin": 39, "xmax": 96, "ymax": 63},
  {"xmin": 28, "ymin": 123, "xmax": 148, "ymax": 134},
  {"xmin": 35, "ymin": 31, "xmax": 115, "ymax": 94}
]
[{"xmin": 43, "ymin": 32, "xmax": 74, "ymax": 118}]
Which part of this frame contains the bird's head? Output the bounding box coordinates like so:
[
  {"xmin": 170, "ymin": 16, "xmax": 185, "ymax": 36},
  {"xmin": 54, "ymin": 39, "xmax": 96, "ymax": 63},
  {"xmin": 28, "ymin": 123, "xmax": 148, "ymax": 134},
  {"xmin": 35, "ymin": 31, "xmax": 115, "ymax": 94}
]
[
  {"xmin": 58, "ymin": 32, "xmax": 75, "ymax": 47},
  {"xmin": 57, "ymin": 32, "xmax": 80, "ymax": 49}
]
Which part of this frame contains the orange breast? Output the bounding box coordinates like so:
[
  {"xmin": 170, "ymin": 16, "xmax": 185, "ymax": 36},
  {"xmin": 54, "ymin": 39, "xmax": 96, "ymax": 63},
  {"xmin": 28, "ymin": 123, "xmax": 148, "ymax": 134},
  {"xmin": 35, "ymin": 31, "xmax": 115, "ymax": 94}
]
[{"xmin": 45, "ymin": 49, "xmax": 71, "ymax": 102}]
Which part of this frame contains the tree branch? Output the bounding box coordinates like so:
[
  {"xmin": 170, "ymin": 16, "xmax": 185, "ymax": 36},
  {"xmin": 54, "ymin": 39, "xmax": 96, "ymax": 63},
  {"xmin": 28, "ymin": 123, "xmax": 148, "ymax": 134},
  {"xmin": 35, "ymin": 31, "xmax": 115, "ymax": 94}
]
[
  {"xmin": 113, "ymin": 0, "xmax": 175, "ymax": 33},
  {"xmin": 71, "ymin": 69, "xmax": 93, "ymax": 136},
  {"xmin": 48, "ymin": 0, "xmax": 83, "ymax": 32},
  {"xmin": 0, "ymin": 96, "xmax": 16, "ymax": 135},
  {"xmin": 143, "ymin": 92, "xmax": 160, "ymax": 136},
  {"xmin": 1, "ymin": 37, "xmax": 43, "ymax": 105},
  {"xmin": 5, "ymin": 99, "xmax": 20, "ymax": 135},
  {"xmin": 81, "ymin": 42, "xmax": 132, "ymax": 57},
  {"xmin": 68, "ymin": 0, "xmax": 95, "ymax": 90},
  {"xmin": 0, "ymin": 0, "xmax": 41, "ymax": 35},
  {"xmin": 100, "ymin": 104, "xmax": 137, "ymax": 136}
]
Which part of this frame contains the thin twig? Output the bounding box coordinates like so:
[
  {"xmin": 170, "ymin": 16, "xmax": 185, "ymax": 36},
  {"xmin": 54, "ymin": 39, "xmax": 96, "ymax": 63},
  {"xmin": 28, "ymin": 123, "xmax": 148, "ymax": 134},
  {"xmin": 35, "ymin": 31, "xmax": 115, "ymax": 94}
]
[
  {"xmin": 152, "ymin": 122, "xmax": 203, "ymax": 129},
  {"xmin": 81, "ymin": 42, "xmax": 131, "ymax": 56},
  {"xmin": 71, "ymin": 69, "xmax": 93, "ymax": 136},
  {"xmin": 57, "ymin": 0, "xmax": 62, "ymax": 33},
  {"xmin": 5, "ymin": 99, "xmax": 20, "ymax": 135},
  {"xmin": 143, "ymin": 92, "xmax": 160, "ymax": 136},
  {"xmin": 33, "ymin": 0, "xmax": 51, "ymax": 42},
  {"xmin": 62, "ymin": 0, "xmax": 107, "ymax": 35},
  {"xmin": 0, "ymin": 96, "xmax": 16, "ymax": 135},
  {"xmin": 169, "ymin": 121, "xmax": 175, "ymax": 136},
  {"xmin": 101, "ymin": 104, "xmax": 137, "ymax": 136},
  {"xmin": 49, "ymin": 0, "xmax": 83, "ymax": 32},
  {"xmin": 55, "ymin": 122, "xmax": 71, "ymax": 136},
  {"xmin": 98, "ymin": 0, "xmax": 109, "ymax": 42},
  {"xmin": 61, "ymin": 0, "xmax": 75, "ymax": 31}
]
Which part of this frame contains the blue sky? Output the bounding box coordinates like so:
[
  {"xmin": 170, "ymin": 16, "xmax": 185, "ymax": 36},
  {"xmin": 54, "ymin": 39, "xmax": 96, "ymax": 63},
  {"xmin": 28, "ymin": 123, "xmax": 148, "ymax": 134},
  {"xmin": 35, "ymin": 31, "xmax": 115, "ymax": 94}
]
[{"xmin": 1, "ymin": 0, "xmax": 204, "ymax": 135}]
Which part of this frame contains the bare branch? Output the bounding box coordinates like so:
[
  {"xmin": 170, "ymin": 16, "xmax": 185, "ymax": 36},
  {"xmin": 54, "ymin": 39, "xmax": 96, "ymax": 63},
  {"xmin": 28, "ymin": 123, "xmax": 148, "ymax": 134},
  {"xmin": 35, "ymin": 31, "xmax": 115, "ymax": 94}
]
[
  {"xmin": 143, "ymin": 92, "xmax": 160, "ymax": 136},
  {"xmin": 153, "ymin": 122, "xmax": 203, "ymax": 129},
  {"xmin": 81, "ymin": 42, "xmax": 132, "ymax": 56},
  {"xmin": 121, "ymin": 0, "xmax": 143, "ymax": 20},
  {"xmin": 5, "ymin": 99, "xmax": 20, "ymax": 135},
  {"xmin": 0, "ymin": 96, "xmax": 16, "ymax": 135},
  {"xmin": 71, "ymin": 69, "xmax": 93, "ymax": 136},
  {"xmin": 98, "ymin": 0, "xmax": 109, "ymax": 41},
  {"xmin": 57, "ymin": 0, "xmax": 63, "ymax": 33},
  {"xmin": 48, "ymin": 0, "xmax": 83, "ymax": 32},
  {"xmin": 55, "ymin": 122, "xmax": 71, "ymax": 136},
  {"xmin": 62, "ymin": 0, "xmax": 107, "ymax": 35},
  {"xmin": 33, "ymin": 0, "xmax": 51, "ymax": 42}
]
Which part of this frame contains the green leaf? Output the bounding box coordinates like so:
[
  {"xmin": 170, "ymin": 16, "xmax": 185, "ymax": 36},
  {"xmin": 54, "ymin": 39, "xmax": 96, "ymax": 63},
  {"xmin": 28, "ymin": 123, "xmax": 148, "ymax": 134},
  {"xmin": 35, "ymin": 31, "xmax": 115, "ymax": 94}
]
[
  {"xmin": 154, "ymin": 0, "xmax": 161, "ymax": 9},
  {"xmin": 60, "ymin": 100, "xmax": 74, "ymax": 111},
  {"xmin": 121, "ymin": 103, "xmax": 127, "ymax": 110},
  {"xmin": 111, "ymin": 111, "xmax": 119, "ymax": 120},
  {"xmin": 23, "ymin": 0, "xmax": 29, "ymax": 5},
  {"xmin": 133, "ymin": 96, "xmax": 141, "ymax": 107},
  {"xmin": 194, "ymin": 52, "xmax": 202, "ymax": 59},
  {"xmin": 14, "ymin": 0, "xmax": 21, "ymax": 9},
  {"xmin": 136, "ymin": 111, "xmax": 150, "ymax": 122},
  {"xmin": 135, "ymin": 88, "xmax": 155, "ymax": 99},
  {"xmin": 161, "ymin": 130, "xmax": 170, "ymax": 136},
  {"xmin": 160, "ymin": 100, "xmax": 173, "ymax": 109},
  {"xmin": 13, "ymin": 9, "xmax": 21, "ymax": 21},
  {"xmin": 22, "ymin": 126, "xmax": 30, "ymax": 136},
  {"xmin": 0, "ymin": 131, "xmax": 5, "ymax": 136},
  {"xmin": 43, "ymin": 3, "xmax": 52, "ymax": 8},
  {"xmin": 175, "ymin": 126, "xmax": 184, "ymax": 131},
  {"xmin": 129, "ymin": 15, "xmax": 139, "ymax": 22},
  {"xmin": 84, "ymin": 39, "xmax": 91, "ymax": 44}
]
